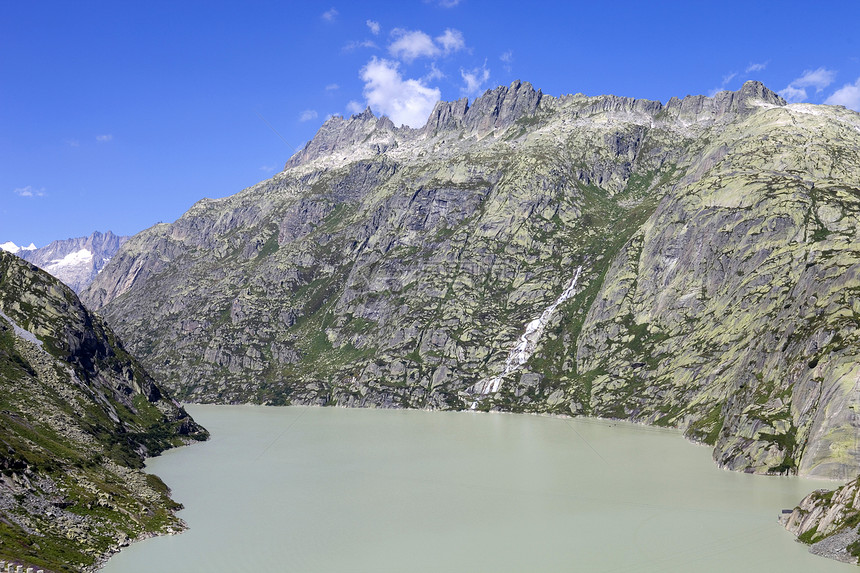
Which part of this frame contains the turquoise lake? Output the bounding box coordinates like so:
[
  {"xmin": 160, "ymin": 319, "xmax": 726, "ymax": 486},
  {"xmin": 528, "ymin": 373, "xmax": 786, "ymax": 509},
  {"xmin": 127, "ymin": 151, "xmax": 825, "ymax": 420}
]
[{"xmin": 101, "ymin": 405, "xmax": 853, "ymax": 572}]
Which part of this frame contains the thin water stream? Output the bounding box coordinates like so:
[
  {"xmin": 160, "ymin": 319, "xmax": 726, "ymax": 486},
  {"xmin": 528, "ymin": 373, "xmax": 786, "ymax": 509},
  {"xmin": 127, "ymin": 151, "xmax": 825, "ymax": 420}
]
[{"xmin": 102, "ymin": 405, "xmax": 852, "ymax": 572}]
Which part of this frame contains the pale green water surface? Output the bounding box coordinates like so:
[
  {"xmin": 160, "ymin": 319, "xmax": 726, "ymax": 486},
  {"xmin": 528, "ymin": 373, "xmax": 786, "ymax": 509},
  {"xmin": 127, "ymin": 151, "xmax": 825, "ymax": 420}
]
[{"xmin": 102, "ymin": 405, "xmax": 853, "ymax": 572}]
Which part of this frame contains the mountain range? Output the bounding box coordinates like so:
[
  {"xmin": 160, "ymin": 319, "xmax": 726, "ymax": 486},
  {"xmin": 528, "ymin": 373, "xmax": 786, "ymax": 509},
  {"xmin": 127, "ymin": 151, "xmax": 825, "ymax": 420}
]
[
  {"xmin": 2, "ymin": 232, "xmax": 128, "ymax": 294},
  {"xmin": 3, "ymin": 79, "xmax": 860, "ymax": 566}
]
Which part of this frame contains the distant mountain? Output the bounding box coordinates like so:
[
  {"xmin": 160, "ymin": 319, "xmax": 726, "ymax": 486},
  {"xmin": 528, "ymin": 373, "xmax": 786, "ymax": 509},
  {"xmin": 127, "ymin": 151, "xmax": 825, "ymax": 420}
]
[
  {"xmin": 0, "ymin": 250, "xmax": 207, "ymax": 572},
  {"xmin": 11, "ymin": 231, "xmax": 128, "ymax": 293},
  {"xmin": 0, "ymin": 241, "xmax": 36, "ymax": 254}
]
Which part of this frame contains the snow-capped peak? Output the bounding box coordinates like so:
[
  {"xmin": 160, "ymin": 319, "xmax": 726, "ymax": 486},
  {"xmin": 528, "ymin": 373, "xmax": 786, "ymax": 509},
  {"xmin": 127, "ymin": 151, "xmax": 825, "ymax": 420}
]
[{"xmin": 0, "ymin": 241, "xmax": 36, "ymax": 254}]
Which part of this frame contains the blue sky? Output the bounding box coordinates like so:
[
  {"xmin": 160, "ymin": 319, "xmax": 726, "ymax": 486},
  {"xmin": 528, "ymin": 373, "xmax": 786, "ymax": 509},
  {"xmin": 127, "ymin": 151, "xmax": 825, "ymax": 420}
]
[{"xmin": 2, "ymin": 0, "xmax": 859, "ymax": 247}]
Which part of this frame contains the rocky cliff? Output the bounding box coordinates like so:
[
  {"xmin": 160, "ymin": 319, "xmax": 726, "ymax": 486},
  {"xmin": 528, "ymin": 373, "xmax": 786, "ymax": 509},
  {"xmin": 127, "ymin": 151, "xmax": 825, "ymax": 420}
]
[
  {"xmin": 82, "ymin": 81, "xmax": 860, "ymax": 485},
  {"xmin": 16, "ymin": 231, "xmax": 128, "ymax": 294},
  {"xmin": 782, "ymin": 477, "xmax": 860, "ymax": 564},
  {"xmin": 0, "ymin": 251, "xmax": 207, "ymax": 572}
]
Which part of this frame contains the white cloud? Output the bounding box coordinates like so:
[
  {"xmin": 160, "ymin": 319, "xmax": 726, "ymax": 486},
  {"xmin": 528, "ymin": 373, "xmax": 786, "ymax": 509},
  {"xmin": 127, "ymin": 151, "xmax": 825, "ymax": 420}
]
[
  {"xmin": 96, "ymin": 134, "xmax": 112, "ymax": 142},
  {"xmin": 461, "ymin": 64, "xmax": 490, "ymax": 97},
  {"xmin": 260, "ymin": 165, "xmax": 277, "ymax": 173},
  {"xmin": 436, "ymin": 29, "xmax": 465, "ymax": 54},
  {"xmin": 779, "ymin": 85, "xmax": 807, "ymax": 103},
  {"xmin": 791, "ymin": 67, "xmax": 837, "ymax": 91},
  {"xmin": 388, "ymin": 29, "xmax": 439, "ymax": 62},
  {"xmin": 745, "ymin": 61, "xmax": 768, "ymax": 73},
  {"xmin": 346, "ymin": 100, "xmax": 365, "ymax": 114},
  {"xmin": 780, "ymin": 67, "xmax": 838, "ymax": 104},
  {"xmin": 367, "ymin": 20, "xmax": 380, "ymax": 35},
  {"xmin": 343, "ymin": 39, "xmax": 377, "ymax": 52},
  {"xmin": 325, "ymin": 83, "xmax": 340, "ymax": 91},
  {"xmin": 424, "ymin": 62, "xmax": 445, "ymax": 82},
  {"xmin": 299, "ymin": 110, "xmax": 319, "ymax": 122},
  {"xmin": 500, "ymin": 50, "xmax": 513, "ymax": 73},
  {"xmin": 66, "ymin": 139, "xmax": 80, "ymax": 147},
  {"xmin": 825, "ymin": 77, "xmax": 860, "ymax": 111},
  {"xmin": 14, "ymin": 186, "xmax": 46, "ymax": 198},
  {"xmin": 360, "ymin": 57, "xmax": 441, "ymax": 128},
  {"xmin": 322, "ymin": 8, "xmax": 338, "ymax": 21},
  {"xmin": 708, "ymin": 71, "xmax": 738, "ymax": 97},
  {"xmin": 435, "ymin": 0, "xmax": 461, "ymax": 6}
]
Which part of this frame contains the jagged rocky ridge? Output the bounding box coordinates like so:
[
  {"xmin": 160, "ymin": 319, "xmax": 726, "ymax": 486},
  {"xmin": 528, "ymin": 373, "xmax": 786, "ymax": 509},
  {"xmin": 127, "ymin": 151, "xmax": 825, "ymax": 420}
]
[
  {"xmin": 83, "ymin": 81, "xmax": 860, "ymax": 485},
  {"xmin": 0, "ymin": 251, "xmax": 207, "ymax": 572},
  {"xmin": 16, "ymin": 231, "xmax": 128, "ymax": 294}
]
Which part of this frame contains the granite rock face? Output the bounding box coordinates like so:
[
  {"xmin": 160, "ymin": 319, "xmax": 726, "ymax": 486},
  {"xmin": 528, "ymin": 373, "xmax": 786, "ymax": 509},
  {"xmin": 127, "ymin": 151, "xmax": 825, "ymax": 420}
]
[
  {"xmin": 782, "ymin": 477, "xmax": 860, "ymax": 564},
  {"xmin": 0, "ymin": 251, "xmax": 207, "ymax": 572},
  {"xmin": 83, "ymin": 81, "xmax": 860, "ymax": 484}
]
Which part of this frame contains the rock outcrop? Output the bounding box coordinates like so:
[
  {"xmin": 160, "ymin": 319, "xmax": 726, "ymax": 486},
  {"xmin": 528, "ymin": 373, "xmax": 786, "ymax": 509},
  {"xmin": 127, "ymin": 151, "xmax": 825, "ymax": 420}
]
[
  {"xmin": 0, "ymin": 251, "xmax": 207, "ymax": 572},
  {"xmin": 782, "ymin": 477, "xmax": 860, "ymax": 564},
  {"xmin": 82, "ymin": 81, "xmax": 860, "ymax": 485}
]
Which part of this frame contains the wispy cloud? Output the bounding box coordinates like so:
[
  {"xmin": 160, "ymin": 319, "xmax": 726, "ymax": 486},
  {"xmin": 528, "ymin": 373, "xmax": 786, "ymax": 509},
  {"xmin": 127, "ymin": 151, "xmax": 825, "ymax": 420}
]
[
  {"xmin": 779, "ymin": 85, "xmax": 807, "ymax": 103},
  {"xmin": 322, "ymin": 7, "xmax": 338, "ymax": 21},
  {"xmin": 387, "ymin": 28, "xmax": 465, "ymax": 62},
  {"xmin": 260, "ymin": 165, "xmax": 277, "ymax": 173},
  {"xmin": 367, "ymin": 20, "xmax": 380, "ymax": 35},
  {"xmin": 780, "ymin": 67, "xmax": 837, "ymax": 103},
  {"xmin": 424, "ymin": 62, "xmax": 445, "ymax": 82},
  {"xmin": 425, "ymin": 0, "xmax": 461, "ymax": 6},
  {"xmin": 360, "ymin": 57, "xmax": 440, "ymax": 128},
  {"xmin": 500, "ymin": 50, "xmax": 513, "ymax": 73},
  {"xmin": 14, "ymin": 186, "xmax": 46, "ymax": 198},
  {"xmin": 343, "ymin": 39, "xmax": 377, "ymax": 52},
  {"xmin": 388, "ymin": 29, "xmax": 439, "ymax": 62},
  {"xmin": 66, "ymin": 139, "xmax": 80, "ymax": 147},
  {"xmin": 346, "ymin": 100, "xmax": 364, "ymax": 114},
  {"xmin": 436, "ymin": 29, "xmax": 465, "ymax": 55},
  {"xmin": 825, "ymin": 77, "xmax": 860, "ymax": 111},
  {"xmin": 792, "ymin": 67, "xmax": 836, "ymax": 91},
  {"xmin": 461, "ymin": 63, "xmax": 490, "ymax": 97},
  {"xmin": 745, "ymin": 61, "xmax": 768, "ymax": 73},
  {"xmin": 325, "ymin": 83, "xmax": 340, "ymax": 91},
  {"xmin": 299, "ymin": 109, "xmax": 319, "ymax": 122},
  {"xmin": 96, "ymin": 134, "xmax": 113, "ymax": 142},
  {"xmin": 708, "ymin": 71, "xmax": 738, "ymax": 97}
]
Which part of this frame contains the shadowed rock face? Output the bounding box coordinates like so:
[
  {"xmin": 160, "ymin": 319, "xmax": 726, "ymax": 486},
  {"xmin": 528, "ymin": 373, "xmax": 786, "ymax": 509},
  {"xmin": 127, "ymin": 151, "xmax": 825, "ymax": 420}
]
[
  {"xmin": 83, "ymin": 81, "xmax": 860, "ymax": 482},
  {"xmin": 0, "ymin": 251, "xmax": 207, "ymax": 571}
]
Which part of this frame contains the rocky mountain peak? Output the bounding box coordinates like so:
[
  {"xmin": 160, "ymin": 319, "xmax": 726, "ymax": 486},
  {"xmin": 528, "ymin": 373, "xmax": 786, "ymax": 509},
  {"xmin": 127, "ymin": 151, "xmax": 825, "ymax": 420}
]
[
  {"xmin": 663, "ymin": 80, "xmax": 786, "ymax": 125},
  {"xmin": 284, "ymin": 108, "xmax": 397, "ymax": 169},
  {"xmin": 16, "ymin": 230, "xmax": 128, "ymax": 293},
  {"xmin": 423, "ymin": 80, "xmax": 543, "ymax": 135}
]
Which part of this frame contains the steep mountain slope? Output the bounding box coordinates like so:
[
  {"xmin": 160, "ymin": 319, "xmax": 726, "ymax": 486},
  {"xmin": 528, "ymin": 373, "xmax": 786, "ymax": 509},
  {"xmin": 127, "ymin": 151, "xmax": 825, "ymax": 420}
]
[
  {"xmin": 0, "ymin": 251, "xmax": 207, "ymax": 572},
  {"xmin": 14, "ymin": 231, "xmax": 128, "ymax": 294},
  {"xmin": 83, "ymin": 81, "xmax": 860, "ymax": 481}
]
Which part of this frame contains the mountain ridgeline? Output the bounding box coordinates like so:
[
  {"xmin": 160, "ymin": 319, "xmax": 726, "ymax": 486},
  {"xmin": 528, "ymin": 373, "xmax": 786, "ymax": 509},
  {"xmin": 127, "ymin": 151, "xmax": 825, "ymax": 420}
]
[
  {"xmin": 17, "ymin": 231, "xmax": 128, "ymax": 294},
  {"xmin": 83, "ymin": 81, "xmax": 860, "ymax": 485}
]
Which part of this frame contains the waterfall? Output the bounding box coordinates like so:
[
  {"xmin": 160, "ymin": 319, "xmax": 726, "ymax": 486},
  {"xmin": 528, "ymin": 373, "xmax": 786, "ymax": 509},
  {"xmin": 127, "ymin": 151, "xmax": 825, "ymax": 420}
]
[{"xmin": 469, "ymin": 266, "xmax": 582, "ymax": 406}]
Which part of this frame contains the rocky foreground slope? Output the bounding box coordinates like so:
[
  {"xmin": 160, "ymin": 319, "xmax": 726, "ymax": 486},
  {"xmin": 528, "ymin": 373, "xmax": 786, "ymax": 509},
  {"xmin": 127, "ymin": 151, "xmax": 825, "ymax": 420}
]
[{"xmin": 0, "ymin": 251, "xmax": 207, "ymax": 572}]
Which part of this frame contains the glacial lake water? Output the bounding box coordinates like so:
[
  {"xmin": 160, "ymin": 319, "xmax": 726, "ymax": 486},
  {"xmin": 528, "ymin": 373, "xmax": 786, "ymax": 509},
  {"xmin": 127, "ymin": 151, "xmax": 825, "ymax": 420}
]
[{"xmin": 102, "ymin": 405, "xmax": 853, "ymax": 572}]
